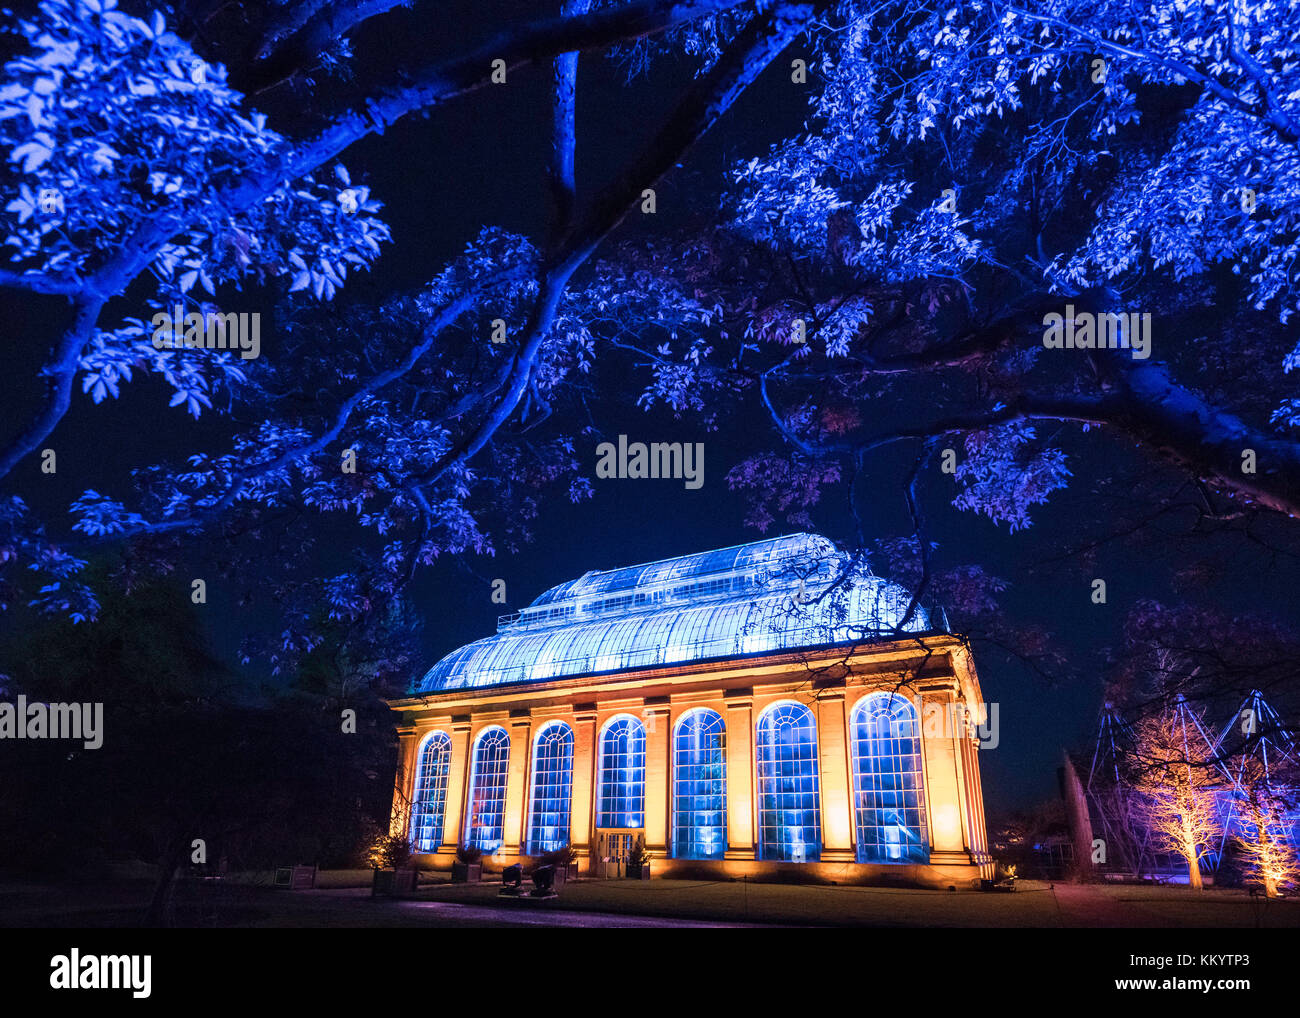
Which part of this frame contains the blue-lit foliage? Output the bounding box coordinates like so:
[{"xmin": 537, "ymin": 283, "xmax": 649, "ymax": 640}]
[
  {"xmin": 1, "ymin": 0, "xmax": 389, "ymax": 415},
  {"xmin": 672, "ymin": 709, "xmax": 727, "ymax": 860},
  {"xmin": 596, "ymin": 715, "xmax": 645, "ymax": 829},
  {"xmin": 2, "ymin": 0, "xmax": 1299, "ymax": 688},
  {"xmin": 465, "ymin": 726, "xmax": 510, "ymax": 853},
  {"xmin": 527, "ymin": 721, "xmax": 575, "ymax": 855},
  {"xmin": 410, "ymin": 730, "xmax": 452, "ymax": 852},
  {"xmin": 755, "ymin": 701, "xmax": 821, "ymax": 862},
  {"xmin": 851, "ymin": 693, "xmax": 928, "ymax": 864}
]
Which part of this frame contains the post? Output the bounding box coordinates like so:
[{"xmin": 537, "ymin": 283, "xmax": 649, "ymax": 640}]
[
  {"xmin": 570, "ymin": 708, "xmax": 598, "ymax": 871},
  {"xmin": 643, "ymin": 703, "xmax": 672, "ymax": 857},
  {"xmin": 436, "ymin": 719, "xmax": 472, "ymax": 858},
  {"xmin": 724, "ymin": 694, "xmax": 755, "ymax": 860},
  {"xmin": 817, "ymin": 690, "xmax": 854, "ymax": 862},
  {"xmin": 502, "ymin": 715, "xmax": 532, "ymax": 859}
]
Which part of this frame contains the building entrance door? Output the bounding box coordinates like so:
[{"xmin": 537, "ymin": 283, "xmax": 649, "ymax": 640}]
[{"xmin": 594, "ymin": 829, "xmax": 641, "ymax": 878}]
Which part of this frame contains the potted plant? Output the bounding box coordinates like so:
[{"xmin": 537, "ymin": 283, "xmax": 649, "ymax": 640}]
[
  {"xmin": 370, "ymin": 833, "xmax": 418, "ymax": 896},
  {"xmin": 452, "ymin": 845, "xmax": 483, "ymax": 883},
  {"xmin": 626, "ymin": 835, "xmax": 651, "ymax": 880}
]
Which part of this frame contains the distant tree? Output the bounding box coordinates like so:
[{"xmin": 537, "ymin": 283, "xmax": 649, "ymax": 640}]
[
  {"xmin": 1130, "ymin": 702, "xmax": 1223, "ymax": 890},
  {"xmin": 1107, "ymin": 602, "xmax": 1300, "ymax": 714},
  {"xmin": 0, "ymin": 565, "xmax": 397, "ymax": 918}
]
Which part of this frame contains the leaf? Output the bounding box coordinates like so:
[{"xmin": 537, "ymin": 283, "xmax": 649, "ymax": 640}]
[{"xmin": 12, "ymin": 140, "xmax": 51, "ymax": 171}]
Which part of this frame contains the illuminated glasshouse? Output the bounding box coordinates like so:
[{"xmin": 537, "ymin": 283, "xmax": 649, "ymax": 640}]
[{"xmin": 386, "ymin": 533, "xmax": 994, "ymax": 886}]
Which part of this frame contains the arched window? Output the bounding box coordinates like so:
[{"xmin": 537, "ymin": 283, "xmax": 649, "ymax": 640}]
[
  {"xmin": 596, "ymin": 715, "xmax": 645, "ymax": 828},
  {"xmin": 672, "ymin": 709, "xmax": 727, "ymax": 859},
  {"xmin": 527, "ymin": 722, "xmax": 575, "ymax": 855},
  {"xmin": 465, "ymin": 726, "xmax": 510, "ymax": 853},
  {"xmin": 755, "ymin": 701, "xmax": 821, "ymax": 861},
  {"xmin": 410, "ymin": 730, "xmax": 451, "ymax": 852},
  {"xmin": 851, "ymin": 693, "xmax": 929, "ymax": 864}
]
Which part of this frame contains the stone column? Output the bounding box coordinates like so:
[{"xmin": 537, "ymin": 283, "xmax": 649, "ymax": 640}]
[
  {"xmin": 643, "ymin": 703, "xmax": 672, "ymax": 857},
  {"xmin": 569, "ymin": 708, "xmax": 598, "ymax": 870},
  {"xmin": 817, "ymin": 690, "xmax": 854, "ymax": 862},
  {"xmin": 435, "ymin": 719, "xmax": 472, "ymax": 857},
  {"xmin": 502, "ymin": 714, "xmax": 532, "ymax": 859},
  {"xmin": 957, "ymin": 714, "xmax": 991, "ymax": 869},
  {"xmin": 952, "ymin": 709, "xmax": 977, "ymax": 853},
  {"xmin": 723, "ymin": 694, "xmax": 755, "ymax": 860},
  {"xmin": 921, "ymin": 691, "xmax": 967, "ymax": 859},
  {"xmin": 391, "ymin": 724, "xmax": 419, "ymax": 837}
]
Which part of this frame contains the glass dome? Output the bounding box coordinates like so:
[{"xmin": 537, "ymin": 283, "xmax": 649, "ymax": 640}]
[{"xmin": 416, "ymin": 532, "xmax": 942, "ymax": 692}]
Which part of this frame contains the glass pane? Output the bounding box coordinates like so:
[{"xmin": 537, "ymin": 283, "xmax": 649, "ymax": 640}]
[
  {"xmin": 527, "ymin": 722, "xmax": 575, "ymax": 854},
  {"xmin": 465, "ymin": 727, "xmax": 510, "ymax": 853},
  {"xmin": 597, "ymin": 716, "xmax": 645, "ymax": 828},
  {"xmin": 672, "ymin": 709, "xmax": 727, "ymax": 859},
  {"xmin": 410, "ymin": 731, "xmax": 451, "ymax": 852},
  {"xmin": 851, "ymin": 693, "xmax": 929, "ymax": 864},
  {"xmin": 756, "ymin": 702, "xmax": 821, "ymax": 861}
]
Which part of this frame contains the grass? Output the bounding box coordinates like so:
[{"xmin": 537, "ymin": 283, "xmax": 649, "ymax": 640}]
[
  {"xmin": 3, "ymin": 873, "xmax": 1297, "ymax": 927},
  {"xmin": 406, "ymin": 876, "xmax": 1300, "ymax": 928}
]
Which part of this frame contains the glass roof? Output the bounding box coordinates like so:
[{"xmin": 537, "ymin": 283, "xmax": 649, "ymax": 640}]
[{"xmin": 416, "ymin": 532, "xmax": 942, "ymax": 692}]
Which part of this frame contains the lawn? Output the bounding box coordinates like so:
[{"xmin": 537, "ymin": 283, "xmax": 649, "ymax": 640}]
[
  {"xmin": 402, "ymin": 876, "xmax": 1300, "ymax": 928},
  {"xmin": 3, "ymin": 875, "xmax": 1297, "ymax": 927}
]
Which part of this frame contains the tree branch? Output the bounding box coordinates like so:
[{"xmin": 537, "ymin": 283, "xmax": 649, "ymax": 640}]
[
  {"xmin": 0, "ymin": 0, "xmax": 747, "ymax": 485},
  {"xmin": 548, "ymin": 0, "xmax": 592, "ymax": 242},
  {"xmin": 1007, "ymin": 5, "xmax": 1300, "ymax": 145},
  {"xmin": 408, "ymin": 1, "xmax": 821, "ymax": 491}
]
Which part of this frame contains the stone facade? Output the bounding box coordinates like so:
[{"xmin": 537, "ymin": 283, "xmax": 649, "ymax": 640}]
[{"xmin": 387, "ymin": 633, "xmax": 993, "ymax": 888}]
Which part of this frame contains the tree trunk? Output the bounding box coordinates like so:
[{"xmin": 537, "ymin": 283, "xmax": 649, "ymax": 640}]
[{"xmin": 144, "ymin": 832, "xmax": 191, "ymax": 927}]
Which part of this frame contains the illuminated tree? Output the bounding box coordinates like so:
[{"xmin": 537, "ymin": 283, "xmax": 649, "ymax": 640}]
[
  {"xmin": 1217, "ymin": 696, "xmax": 1300, "ymax": 898},
  {"xmin": 1130, "ymin": 699, "xmax": 1224, "ymax": 890},
  {"xmin": 1232, "ymin": 755, "xmax": 1299, "ymax": 898}
]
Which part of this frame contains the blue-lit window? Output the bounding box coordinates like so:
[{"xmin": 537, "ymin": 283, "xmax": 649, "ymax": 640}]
[
  {"xmin": 527, "ymin": 721, "xmax": 574, "ymax": 854},
  {"xmin": 410, "ymin": 730, "xmax": 451, "ymax": 852},
  {"xmin": 597, "ymin": 715, "xmax": 645, "ymax": 828},
  {"xmin": 756, "ymin": 701, "xmax": 821, "ymax": 861},
  {"xmin": 851, "ymin": 693, "xmax": 929, "ymax": 863},
  {"xmin": 465, "ymin": 726, "xmax": 510, "ymax": 853},
  {"xmin": 672, "ymin": 709, "xmax": 727, "ymax": 859}
]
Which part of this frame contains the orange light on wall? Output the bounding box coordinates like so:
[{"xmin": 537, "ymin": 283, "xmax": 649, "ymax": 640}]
[{"xmin": 934, "ymin": 804, "xmax": 961, "ymax": 846}]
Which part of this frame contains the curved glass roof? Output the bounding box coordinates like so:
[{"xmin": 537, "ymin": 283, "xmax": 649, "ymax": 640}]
[{"xmin": 416, "ymin": 532, "xmax": 942, "ymax": 693}]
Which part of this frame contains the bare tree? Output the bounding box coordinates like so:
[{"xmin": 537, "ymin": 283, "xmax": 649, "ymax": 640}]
[
  {"xmin": 1130, "ymin": 701, "xmax": 1223, "ymax": 890},
  {"xmin": 1232, "ymin": 755, "xmax": 1300, "ymax": 898}
]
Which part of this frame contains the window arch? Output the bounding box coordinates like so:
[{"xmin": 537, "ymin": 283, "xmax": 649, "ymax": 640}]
[
  {"xmin": 410, "ymin": 730, "xmax": 452, "ymax": 852},
  {"xmin": 755, "ymin": 701, "xmax": 821, "ymax": 861},
  {"xmin": 465, "ymin": 726, "xmax": 510, "ymax": 853},
  {"xmin": 596, "ymin": 715, "xmax": 646, "ymax": 828},
  {"xmin": 527, "ymin": 721, "xmax": 575, "ymax": 855},
  {"xmin": 851, "ymin": 693, "xmax": 929, "ymax": 863},
  {"xmin": 672, "ymin": 709, "xmax": 727, "ymax": 859}
]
